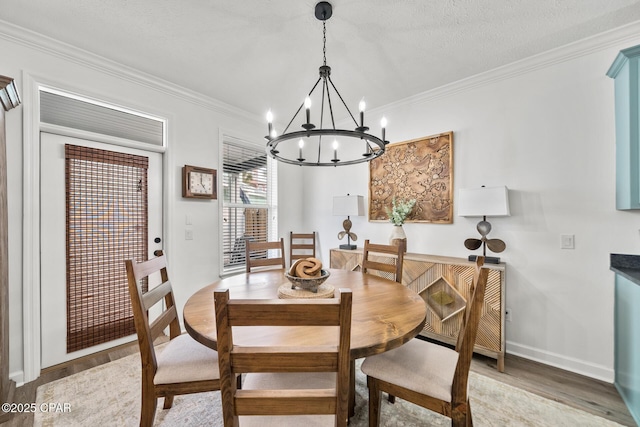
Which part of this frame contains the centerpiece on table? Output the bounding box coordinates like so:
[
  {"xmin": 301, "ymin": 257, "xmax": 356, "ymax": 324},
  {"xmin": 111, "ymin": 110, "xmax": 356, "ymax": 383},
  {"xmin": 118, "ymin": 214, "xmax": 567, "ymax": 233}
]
[
  {"xmin": 386, "ymin": 198, "xmax": 416, "ymax": 252},
  {"xmin": 284, "ymin": 257, "xmax": 331, "ymax": 294}
]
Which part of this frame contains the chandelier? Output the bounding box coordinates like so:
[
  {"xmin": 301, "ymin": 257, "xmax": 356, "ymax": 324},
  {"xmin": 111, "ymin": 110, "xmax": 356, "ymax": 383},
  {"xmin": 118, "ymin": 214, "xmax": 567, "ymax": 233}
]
[{"xmin": 265, "ymin": 1, "xmax": 388, "ymax": 167}]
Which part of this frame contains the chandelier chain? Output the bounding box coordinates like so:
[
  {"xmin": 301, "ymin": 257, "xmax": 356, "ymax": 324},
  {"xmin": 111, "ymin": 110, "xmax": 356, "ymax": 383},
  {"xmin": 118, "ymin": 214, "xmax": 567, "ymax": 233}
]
[{"xmin": 323, "ymin": 21, "xmax": 327, "ymax": 66}]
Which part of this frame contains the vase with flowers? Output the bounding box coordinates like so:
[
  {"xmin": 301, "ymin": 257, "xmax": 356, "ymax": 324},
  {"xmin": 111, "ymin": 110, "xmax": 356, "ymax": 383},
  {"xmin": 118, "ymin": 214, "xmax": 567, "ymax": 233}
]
[{"xmin": 385, "ymin": 198, "xmax": 416, "ymax": 252}]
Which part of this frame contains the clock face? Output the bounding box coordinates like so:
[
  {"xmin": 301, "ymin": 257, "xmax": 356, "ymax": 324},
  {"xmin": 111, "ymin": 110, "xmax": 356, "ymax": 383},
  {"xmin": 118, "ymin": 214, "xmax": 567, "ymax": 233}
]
[{"xmin": 189, "ymin": 171, "xmax": 214, "ymax": 195}]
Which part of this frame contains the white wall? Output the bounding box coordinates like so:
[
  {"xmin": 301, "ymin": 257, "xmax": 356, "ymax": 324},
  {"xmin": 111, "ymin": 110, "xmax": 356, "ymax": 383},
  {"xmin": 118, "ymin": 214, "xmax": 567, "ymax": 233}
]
[
  {"xmin": 0, "ymin": 23, "xmax": 300, "ymax": 383},
  {"xmin": 302, "ymin": 25, "xmax": 640, "ymax": 381}
]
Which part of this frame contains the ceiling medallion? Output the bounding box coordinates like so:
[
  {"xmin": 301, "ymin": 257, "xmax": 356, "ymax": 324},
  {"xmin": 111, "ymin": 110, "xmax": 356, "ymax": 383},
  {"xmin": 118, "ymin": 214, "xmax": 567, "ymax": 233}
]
[{"xmin": 265, "ymin": 1, "xmax": 388, "ymax": 166}]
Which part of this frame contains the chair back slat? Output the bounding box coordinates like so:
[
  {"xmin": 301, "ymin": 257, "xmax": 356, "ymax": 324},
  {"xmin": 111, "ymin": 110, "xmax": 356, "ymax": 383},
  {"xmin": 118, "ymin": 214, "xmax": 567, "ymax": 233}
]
[
  {"xmin": 290, "ymin": 231, "xmax": 317, "ymax": 263},
  {"xmin": 215, "ymin": 288, "xmax": 352, "ymax": 426},
  {"xmin": 142, "ymin": 280, "xmax": 172, "ymax": 311},
  {"xmin": 245, "ymin": 238, "xmax": 286, "ymax": 272},
  {"xmin": 362, "ymin": 240, "xmax": 404, "ymax": 283},
  {"xmin": 232, "ymin": 351, "xmax": 338, "ymax": 373},
  {"xmin": 130, "ymin": 255, "xmax": 167, "ymax": 282},
  {"xmin": 226, "ymin": 299, "xmax": 341, "ymax": 326},
  {"xmin": 148, "ymin": 305, "xmax": 178, "ymax": 341}
]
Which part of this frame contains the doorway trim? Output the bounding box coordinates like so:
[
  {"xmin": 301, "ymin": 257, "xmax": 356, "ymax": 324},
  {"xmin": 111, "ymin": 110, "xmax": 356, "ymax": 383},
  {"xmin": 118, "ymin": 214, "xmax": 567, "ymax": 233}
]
[{"xmin": 21, "ymin": 72, "xmax": 170, "ymax": 382}]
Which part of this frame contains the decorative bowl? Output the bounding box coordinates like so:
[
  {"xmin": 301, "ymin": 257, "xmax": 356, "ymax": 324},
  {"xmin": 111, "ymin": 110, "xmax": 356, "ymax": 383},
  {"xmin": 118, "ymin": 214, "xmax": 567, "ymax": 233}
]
[{"xmin": 284, "ymin": 269, "xmax": 331, "ymax": 293}]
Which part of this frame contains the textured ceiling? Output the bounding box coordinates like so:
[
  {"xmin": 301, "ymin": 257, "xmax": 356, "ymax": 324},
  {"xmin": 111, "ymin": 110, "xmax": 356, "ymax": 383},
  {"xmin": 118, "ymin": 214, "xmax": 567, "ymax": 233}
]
[{"xmin": 1, "ymin": 0, "xmax": 640, "ymax": 121}]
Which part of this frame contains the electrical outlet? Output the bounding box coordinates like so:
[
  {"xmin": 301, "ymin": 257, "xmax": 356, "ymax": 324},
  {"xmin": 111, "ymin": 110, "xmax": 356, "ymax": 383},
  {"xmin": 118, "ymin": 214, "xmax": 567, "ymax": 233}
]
[
  {"xmin": 505, "ymin": 308, "xmax": 512, "ymax": 322},
  {"xmin": 561, "ymin": 234, "xmax": 575, "ymax": 249},
  {"xmin": 185, "ymin": 229, "xmax": 193, "ymax": 240}
]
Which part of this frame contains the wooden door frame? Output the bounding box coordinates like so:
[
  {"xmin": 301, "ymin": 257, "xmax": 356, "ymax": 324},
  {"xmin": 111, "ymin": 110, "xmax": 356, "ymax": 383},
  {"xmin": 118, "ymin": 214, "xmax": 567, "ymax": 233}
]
[{"xmin": 21, "ymin": 74, "xmax": 170, "ymax": 383}]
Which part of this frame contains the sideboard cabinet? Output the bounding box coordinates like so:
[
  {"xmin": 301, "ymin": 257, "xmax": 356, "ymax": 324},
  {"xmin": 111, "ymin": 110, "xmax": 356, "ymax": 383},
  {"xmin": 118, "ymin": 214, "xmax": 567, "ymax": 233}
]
[{"xmin": 330, "ymin": 248, "xmax": 506, "ymax": 371}]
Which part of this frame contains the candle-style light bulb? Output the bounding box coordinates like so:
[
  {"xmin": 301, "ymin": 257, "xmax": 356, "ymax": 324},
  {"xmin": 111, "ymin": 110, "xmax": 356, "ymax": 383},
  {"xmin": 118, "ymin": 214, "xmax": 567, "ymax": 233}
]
[
  {"xmin": 270, "ymin": 129, "xmax": 277, "ymax": 139},
  {"xmin": 298, "ymin": 139, "xmax": 304, "ymax": 160},
  {"xmin": 332, "ymin": 139, "xmax": 338, "ymax": 160},
  {"xmin": 359, "ymin": 98, "xmax": 366, "ymax": 128},
  {"xmin": 381, "ymin": 116, "xmax": 387, "ymax": 142},
  {"xmin": 304, "ymin": 97, "xmax": 311, "ymax": 124},
  {"xmin": 266, "ymin": 109, "xmax": 273, "ymax": 136}
]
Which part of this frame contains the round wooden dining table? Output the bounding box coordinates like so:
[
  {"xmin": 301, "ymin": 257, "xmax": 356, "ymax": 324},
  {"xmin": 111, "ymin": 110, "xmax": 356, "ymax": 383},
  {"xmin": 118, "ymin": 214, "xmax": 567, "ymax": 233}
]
[
  {"xmin": 184, "ymin": 268, "xmax": 426, "ymax": 358},
  {"xmin": 183, "ymin": 268, "xmax": 427, "ymax": 415}
]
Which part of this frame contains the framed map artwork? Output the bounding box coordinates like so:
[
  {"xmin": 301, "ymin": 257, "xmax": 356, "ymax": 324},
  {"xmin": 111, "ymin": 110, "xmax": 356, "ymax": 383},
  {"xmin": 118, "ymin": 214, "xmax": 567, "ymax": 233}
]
[{"xmin": 369, "ymin": 131, "xmax": 453, "ymax": 223}]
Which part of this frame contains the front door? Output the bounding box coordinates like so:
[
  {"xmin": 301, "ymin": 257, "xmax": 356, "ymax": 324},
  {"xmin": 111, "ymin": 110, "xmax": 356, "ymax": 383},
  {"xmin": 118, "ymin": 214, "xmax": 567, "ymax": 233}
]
[{"xmin": 40, "ymin": 132, "xmax": 163, "ymax": 368}]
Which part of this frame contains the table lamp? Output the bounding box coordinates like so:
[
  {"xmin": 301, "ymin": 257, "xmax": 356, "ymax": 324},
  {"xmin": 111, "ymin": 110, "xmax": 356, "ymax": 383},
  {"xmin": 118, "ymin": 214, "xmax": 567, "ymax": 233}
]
[
  {"xmin": 333, "ymin": 194, "xmax": 364, "ymax": 250},
  {"xmin": 458, "ymin": 185, "xmax": 510, "ymax": 264}
]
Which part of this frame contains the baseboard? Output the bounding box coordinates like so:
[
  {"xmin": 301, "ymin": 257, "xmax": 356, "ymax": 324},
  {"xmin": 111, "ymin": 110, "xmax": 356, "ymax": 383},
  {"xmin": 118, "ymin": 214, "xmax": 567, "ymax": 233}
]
[
  {"xmin": 506, "ymin": 341, "xmax": 614, "ymax": 383},
  {"xmin": 9, "ymin": 370, "xmax": 24, "ymax": 388}
]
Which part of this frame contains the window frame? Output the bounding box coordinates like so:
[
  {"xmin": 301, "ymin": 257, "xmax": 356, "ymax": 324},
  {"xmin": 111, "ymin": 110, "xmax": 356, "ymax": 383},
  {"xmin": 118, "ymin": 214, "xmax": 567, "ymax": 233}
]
[{"xmin": 219, "ymin": 135, "xmax": 277, "ymax": 275}]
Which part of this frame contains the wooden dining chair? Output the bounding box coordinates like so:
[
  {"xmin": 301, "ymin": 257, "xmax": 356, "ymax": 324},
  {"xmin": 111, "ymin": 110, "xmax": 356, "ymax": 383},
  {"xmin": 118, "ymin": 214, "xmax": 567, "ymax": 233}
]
[
  {"xmin": 289, "ymin": 231, "xmax": 317, "ymax": 265},
  {"xmin": 245, "ymin": 237, "xmax": 286, "ymax": 273},
  {"xmin": 361, "ymin": 256, "xmax": 489, "ymax": 427},
  {"xmin": 362, "ymin": 240, "xmax": 405, "ymax": 283},
  {"xmin": 125, "ymin": 250, "xmax": 224, "ymax": 427},
  {"xmin": 214, "ymin": 288, "xmax": 353, "ymax": 427}
]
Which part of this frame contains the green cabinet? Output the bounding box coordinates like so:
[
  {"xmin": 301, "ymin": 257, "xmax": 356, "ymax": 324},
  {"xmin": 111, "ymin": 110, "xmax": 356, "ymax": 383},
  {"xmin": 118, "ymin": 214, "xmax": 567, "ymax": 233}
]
[
  {"xmin": 607, "ymin": 45, "xmax": 640, "ymax": 210},
  {"xmin": 614, "ymin": 274, "xmax": 640, "ymax": 425}
]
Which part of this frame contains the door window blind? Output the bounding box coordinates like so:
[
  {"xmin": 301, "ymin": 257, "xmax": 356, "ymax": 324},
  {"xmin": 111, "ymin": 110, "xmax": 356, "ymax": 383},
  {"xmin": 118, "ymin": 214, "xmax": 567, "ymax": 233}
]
[{"xmin": 65, "ymin": 144, "xmax": 148, "ymax": 352}]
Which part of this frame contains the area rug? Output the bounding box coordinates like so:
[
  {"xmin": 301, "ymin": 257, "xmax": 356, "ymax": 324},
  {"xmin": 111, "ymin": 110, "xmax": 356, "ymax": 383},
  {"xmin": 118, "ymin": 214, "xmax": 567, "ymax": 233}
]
[{"xmin": 34, "ymin": 348, "xmax": 622, "ymax": 427}]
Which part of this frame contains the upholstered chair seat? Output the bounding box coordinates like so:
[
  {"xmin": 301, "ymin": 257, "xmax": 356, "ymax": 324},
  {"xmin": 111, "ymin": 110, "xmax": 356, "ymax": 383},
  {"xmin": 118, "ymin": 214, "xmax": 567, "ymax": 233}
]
[
  {"xmin": 361, "ymin": 338, "xmax": 459, "ymax": 403},
  {"xmin": 153, "ymin": 334, "xmax": 220, "ymax": 385}
]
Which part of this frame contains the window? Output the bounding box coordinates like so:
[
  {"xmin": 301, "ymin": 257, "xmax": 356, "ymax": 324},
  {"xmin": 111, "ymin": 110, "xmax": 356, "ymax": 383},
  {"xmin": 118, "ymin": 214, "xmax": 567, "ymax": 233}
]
[{"xmin": 221, "ymin": 138, "xmax": 277, "ymax": 273}]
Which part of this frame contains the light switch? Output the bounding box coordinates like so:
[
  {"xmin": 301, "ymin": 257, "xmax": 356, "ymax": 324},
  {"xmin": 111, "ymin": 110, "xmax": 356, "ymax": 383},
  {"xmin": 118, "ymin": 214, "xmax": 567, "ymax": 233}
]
[
  {"xmin": 186, "ymin": 215, "xmax": 192, "ymax": 225},
  {"xmin": 185, "ymin": 229, "xmax": 194, "ymax": 240},
  {"xmin": 561, "ymin": 234, "xmax": 574, "ymax": 249}
]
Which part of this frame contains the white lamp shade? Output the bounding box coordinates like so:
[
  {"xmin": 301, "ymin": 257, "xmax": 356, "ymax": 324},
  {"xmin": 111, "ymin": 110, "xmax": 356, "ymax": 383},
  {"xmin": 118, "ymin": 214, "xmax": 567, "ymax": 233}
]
[
  {"xmin": 457, "ymin": 186, "xmax": 510, "ymax": 217},
  {"xmin": 333, "ymin": 195, "xmax": 365, "ymax": 216}
]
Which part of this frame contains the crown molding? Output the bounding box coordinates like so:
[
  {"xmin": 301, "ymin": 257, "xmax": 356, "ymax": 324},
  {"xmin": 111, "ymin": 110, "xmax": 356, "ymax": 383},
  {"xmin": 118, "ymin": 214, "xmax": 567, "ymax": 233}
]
[
  {"xmin": 378, "ymin": 20, "xmax": 640, "ymax": 112},
  {"xmin": 0, "ymin": 19, "xmax": 261, "ymax": 124},
  {"xmin": 2, "ymin": 17, "xmax": 640, "ymax": 124}
]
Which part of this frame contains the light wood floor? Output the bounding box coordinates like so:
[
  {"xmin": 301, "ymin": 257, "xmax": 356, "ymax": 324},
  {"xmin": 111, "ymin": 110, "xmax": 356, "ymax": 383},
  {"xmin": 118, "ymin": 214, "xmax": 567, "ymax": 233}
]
[
  {"xmin": 1, "ymin": 339, "xmax": 636, "ymax": 426},
  {"xmin": 470, "ymin": 353, "xmax": 635, "ymax": 426}
]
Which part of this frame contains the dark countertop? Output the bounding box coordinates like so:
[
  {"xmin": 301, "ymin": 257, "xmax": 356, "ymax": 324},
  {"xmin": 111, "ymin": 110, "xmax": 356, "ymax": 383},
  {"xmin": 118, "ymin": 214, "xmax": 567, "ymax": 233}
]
[{"xmin": 610, "ymin": 253, "xmax": 640, "ymax": 286}]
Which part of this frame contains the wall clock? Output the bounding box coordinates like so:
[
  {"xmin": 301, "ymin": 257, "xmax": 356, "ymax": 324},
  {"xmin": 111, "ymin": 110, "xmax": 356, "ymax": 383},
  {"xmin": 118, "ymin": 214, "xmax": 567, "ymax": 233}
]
[{"xmin": 182, "ymin": 165, "xmax": 217, "ymax": 199}]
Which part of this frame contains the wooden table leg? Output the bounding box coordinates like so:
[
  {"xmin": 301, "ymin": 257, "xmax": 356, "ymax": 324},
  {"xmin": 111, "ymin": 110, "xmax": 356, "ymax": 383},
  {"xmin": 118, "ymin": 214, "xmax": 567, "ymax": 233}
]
[{"xmin": 349, "ymin": 359, "xmax": 356, "ymax": 417}]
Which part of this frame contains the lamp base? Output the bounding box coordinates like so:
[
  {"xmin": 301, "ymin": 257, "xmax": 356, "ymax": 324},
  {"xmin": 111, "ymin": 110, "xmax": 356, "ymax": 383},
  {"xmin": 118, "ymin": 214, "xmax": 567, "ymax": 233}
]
[
  {"xmin": 468, "ymin": 255, "xmax": 501, "ymax": 264},
  {"xmin": 339, "ymin": 244, "xmax": 357, "ymax": 250}
]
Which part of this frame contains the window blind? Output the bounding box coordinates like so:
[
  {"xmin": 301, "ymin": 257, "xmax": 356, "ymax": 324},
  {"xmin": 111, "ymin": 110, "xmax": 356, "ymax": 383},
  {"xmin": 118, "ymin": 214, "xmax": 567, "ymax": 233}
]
[
  {"xmin": 41, "ymin": 89, "xmax": 164, "ymax": 146},
  {"xmin": 65, "ymin": 144, "xmax": 148, "ymax": 352}
]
